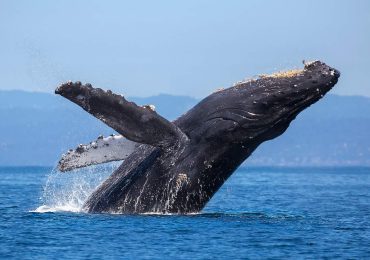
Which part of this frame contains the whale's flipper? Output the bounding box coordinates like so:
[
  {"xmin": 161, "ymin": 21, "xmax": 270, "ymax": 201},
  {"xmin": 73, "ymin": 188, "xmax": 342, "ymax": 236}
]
[
  {"xmin": 55, "ymin": 82, "xmax": 187, "ymax": 148},
  {"xmin": 58, "ymin": 134, "xmax": 138, "ymax": 172}
]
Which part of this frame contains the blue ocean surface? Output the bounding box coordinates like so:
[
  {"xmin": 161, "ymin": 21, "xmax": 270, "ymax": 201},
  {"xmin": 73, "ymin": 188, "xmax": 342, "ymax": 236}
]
[{"xmin": 1, "ymin": 166, "xmax": 369, "ymax": 259}]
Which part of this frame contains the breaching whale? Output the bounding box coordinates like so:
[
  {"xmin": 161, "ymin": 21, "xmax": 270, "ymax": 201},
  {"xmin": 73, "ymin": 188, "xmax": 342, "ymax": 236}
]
[{"xmin": 55, "ymin": 61, "xmax": 340, "ymax": 214}]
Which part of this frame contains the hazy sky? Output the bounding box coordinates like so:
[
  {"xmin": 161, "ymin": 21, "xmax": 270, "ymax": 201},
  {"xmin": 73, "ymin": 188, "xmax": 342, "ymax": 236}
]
[{"xmin": 0, "ymin": 0, "xmax": 369, "ymax": 98}]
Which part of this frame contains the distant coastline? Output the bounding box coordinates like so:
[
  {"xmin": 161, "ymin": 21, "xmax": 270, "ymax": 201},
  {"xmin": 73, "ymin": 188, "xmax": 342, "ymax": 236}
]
[{"xmin": 1, "ymin": 91, "xmax": 370, "ymax": 166}]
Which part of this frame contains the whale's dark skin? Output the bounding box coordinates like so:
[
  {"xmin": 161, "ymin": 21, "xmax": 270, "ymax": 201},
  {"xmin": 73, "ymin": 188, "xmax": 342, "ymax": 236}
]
[{"xmin": 55, "ymin": 61, "xmax": 340, "ymax": 214}]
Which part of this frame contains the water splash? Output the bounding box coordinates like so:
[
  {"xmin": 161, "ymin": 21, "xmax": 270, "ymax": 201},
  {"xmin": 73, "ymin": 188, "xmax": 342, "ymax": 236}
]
[{"xmin": 34, "ymin": 162, "xmax": 121, "ymax": 213}]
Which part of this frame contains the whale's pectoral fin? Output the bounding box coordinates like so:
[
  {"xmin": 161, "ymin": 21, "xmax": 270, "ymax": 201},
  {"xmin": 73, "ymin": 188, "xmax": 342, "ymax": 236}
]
[
  {"xmin": 58, "ymin": 134, "xmax": 138, "ymax": 172},
  {"xmin": 55, "ymin": 82, "xmax": 187, "ymax": 148}
]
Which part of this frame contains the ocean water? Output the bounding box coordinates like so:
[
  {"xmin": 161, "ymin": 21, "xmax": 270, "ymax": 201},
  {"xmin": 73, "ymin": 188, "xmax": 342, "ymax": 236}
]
[{"xmin": 1, "ymin": 166, "xmax": 369, "ymax": 259}]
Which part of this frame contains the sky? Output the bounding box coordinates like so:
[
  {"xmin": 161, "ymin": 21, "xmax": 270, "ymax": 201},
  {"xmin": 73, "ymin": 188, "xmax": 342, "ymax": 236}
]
[{"xmin": 0, "ymin": 0, "xmax": 369, "ymax": 98}]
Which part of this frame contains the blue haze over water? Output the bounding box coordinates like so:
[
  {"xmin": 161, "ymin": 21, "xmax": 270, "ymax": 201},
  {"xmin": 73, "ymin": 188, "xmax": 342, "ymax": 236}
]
[
  {"xmin": 1, "ymin": 166, "xmax": 369, "ymax": 259},
  {"xmin": 1, "ymin": 91, "xmax": 370, "ymax": 167}
]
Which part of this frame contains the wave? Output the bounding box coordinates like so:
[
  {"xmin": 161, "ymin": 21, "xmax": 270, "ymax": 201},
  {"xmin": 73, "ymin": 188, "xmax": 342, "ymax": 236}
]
[{"xmin": 33, "ymin": 162, "xmax": 121, "ymax": 213}]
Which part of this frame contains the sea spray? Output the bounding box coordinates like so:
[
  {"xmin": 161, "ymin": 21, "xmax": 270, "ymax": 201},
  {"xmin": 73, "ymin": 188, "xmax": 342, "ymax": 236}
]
[{"xmin": 35, "ymin": 162, "xmax": 121, "ymax": 213}]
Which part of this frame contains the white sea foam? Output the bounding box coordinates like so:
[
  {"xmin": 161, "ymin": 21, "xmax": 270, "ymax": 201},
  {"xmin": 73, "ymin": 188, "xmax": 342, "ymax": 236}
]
[
  {"xmin": 33, "ymin": 204, "xmax": 82, "ymax": 213},
  {"xmin": 32, "ymin": 162, "xmax": 121, "ymax": 213}
]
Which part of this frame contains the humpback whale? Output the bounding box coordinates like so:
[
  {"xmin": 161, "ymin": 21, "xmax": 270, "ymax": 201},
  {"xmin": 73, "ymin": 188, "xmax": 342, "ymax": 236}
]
[{"xmin": 55, "ymin": 60, "xmax": 340, "ymax": 214}]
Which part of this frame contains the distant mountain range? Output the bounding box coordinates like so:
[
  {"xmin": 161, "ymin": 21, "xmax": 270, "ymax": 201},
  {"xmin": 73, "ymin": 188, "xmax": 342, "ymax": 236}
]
[{"xmin": 0, "ymin": 90, "xmax": 369, "ymax": 166}]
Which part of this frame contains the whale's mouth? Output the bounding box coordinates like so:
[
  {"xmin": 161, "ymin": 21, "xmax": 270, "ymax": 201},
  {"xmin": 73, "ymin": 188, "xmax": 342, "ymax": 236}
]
[
  {"xmin": 188, "ymin": 60, "xmax": 340, "ymax": 143},
  {"xmin": 215, "ymin": 61, "xmax": 339, "ymax": 125},
  {"xmin": 283, "ymin": 61, "xmax": 340, "ymax": 113},
  {"xmin": 245, "ymin": 61, "xmax": 340, "ymax": 141}
]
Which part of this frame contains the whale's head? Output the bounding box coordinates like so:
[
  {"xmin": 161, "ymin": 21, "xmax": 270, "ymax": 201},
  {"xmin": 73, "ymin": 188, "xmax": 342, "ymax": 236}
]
[{"xmin": 177, "ymin": 61, "xmax": 340, "ymax": 148}]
